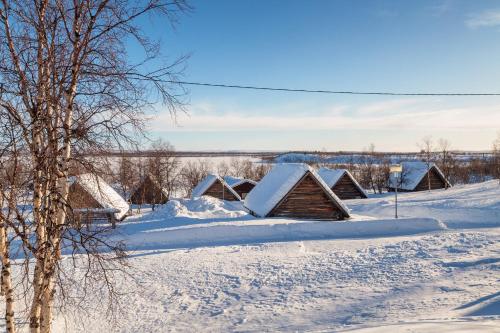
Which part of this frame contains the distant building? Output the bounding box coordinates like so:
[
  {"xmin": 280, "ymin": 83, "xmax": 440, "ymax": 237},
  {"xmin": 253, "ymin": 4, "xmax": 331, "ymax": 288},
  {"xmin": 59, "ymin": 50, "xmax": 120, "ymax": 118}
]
[
  {"xmin": 191, "ymin": 174, "xmax": 241, "ymax": 201},
  {"xmin": 244, "ymin": 163, "xmax": 350, "ymax": 220},
  {"xmin": 130, "ymin": 174, "xmax": 169, "ymax": 205},
  {"xmin": 223, "ymin": 176, "xmax": 257, "ymax": 199},
  {"xmin": 68, "ymin": 174, "xmax": 129, "ymax": 226},
  {"xmin": 317, "ymin": 168, "xmax": 368, "ymax": 199},
  {"xmin": 388, "ymin": 161, "xmax": 451, "ymax": 192}
]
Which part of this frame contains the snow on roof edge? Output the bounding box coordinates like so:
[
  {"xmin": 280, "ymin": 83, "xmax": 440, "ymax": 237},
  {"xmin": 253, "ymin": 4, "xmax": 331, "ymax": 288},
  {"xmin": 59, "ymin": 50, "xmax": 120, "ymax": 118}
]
[
  {"xmin": 192, "ymin": 174, "xmax": 242, "ymax": 200},
  {"xmin": 244, "ymin": 163, "xmax": 350, "ymax": 218},
  {"xmin": 318, "ymin": 167, "xmax": 367, "ymax": 198}
]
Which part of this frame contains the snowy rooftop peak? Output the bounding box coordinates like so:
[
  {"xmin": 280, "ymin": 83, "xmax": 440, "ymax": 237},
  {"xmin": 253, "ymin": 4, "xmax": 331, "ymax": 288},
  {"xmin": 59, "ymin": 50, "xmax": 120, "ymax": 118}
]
[
  {"xmin": 244, "ymin": 163, "xmax": 349, "ymax": 218},
  {"xmin": 73, "ymin": 173, "xmax": 129, "ymax": 220},
  {"xmin": 191, "ymin": 174, "xmax": 241, "ymax": 200},
  {"xmin": 317, "ymin": 168, "xmax": 348, "ymax": 188},
  {"xmin": 389, "ymin": 161, "xmax": 449, "ymax": 190},
  {"xmin": 223, "ymin": 176, "xmax": 257, "ymax": 187}
]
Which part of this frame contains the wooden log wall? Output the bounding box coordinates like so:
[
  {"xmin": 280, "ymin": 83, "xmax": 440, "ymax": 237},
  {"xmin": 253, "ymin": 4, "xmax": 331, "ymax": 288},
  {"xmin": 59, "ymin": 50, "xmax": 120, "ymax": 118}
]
[
  {"xmin": 270, "ymin": 173, "xmax": 346, "ymax": 220},
  {"xmin": 232, "ymin": 182, "xmax": 256, "ymax": 199},
  {"xmin": 203, "ymin": 180, "xmax": 240, "ymax": 201},
  {"xmin": 130, "ymin": 176, "xmax": 168, "ymax": 204},
  {"xmin": 331, "ymin": 173, "xmax": 367, "ymax": 199},
  {"xmin": 414, "ymin": 167, "xmax": 447, "ymax": 191}
]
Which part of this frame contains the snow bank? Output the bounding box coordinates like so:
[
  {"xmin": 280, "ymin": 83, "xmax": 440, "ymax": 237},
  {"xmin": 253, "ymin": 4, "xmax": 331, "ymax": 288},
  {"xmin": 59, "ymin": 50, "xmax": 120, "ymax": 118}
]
[
  {"xmin": 162, "ymin": 196, "xmax": 248, "ymax": 219},
  {"xmin": 124, "ymin": 217, "xmax": 446, "ymax": 250}
]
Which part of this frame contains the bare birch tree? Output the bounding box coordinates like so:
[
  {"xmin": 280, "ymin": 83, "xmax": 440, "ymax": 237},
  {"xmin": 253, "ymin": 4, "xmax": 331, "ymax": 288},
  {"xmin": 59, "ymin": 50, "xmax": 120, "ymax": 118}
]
[
  {"xmin": 147, "ymin": 139, "xmax": 179, "ymax": 209},
  {"xmin": 0, "ymin": 0, "xmax": 189, "ymax": 332},
  {"xmin": 437, "ymin": 138, "xmax": 453, "ymax": 189},
  {"xmin": 493, "ymin": 132, "xmax": 500, "ymax": 185},
  {"xmin": 418, "ymin": 136, "xmax": 434, "ymax": 191}
]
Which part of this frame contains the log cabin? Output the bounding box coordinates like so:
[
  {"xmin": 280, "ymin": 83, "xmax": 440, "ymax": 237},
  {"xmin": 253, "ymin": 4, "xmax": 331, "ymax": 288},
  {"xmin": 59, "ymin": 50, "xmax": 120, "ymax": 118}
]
[
  {"xmin": 223, "ymin": 176, "xmax": 257, "ymax": 199},
  {"xmin": 244, "ymin": 163, "xmax": 350, "ymax": 220},
  {"xmin": 191, "ymin": 174, "xmax": 241, "ymax": 201},
  {"xmin": 68, "ymin": 173, "xmax": 130, "ymax": 226},
  {"xmin": 388, "ymin": 161, "xmax": 451, "ymax": 192},
  {"xmin": 317, "ymin": 168, "xmax": 368, "ymax": 199},
  {"xmin": 130, "ymin": 174, "xmax": 169, "ymax": 205}
]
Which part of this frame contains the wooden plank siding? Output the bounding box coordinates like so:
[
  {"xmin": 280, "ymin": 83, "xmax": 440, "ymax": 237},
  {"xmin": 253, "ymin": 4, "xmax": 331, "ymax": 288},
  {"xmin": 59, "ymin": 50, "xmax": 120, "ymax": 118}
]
[
  {"xmin": 269, "ymin": 173, "xmax": 348, "ymax": 220},
  {"xmin": 68, "ymin": 183, "xmax": 116, "ymax": 225},
  {"xmin": 203, "ymin": 179, "xmax": 240, "ymax": 201},
  {"xmin": 331, "ymin": 173, "xmax": 367, "ymax": 200},
  {"xmin": 68, "ymin": 182, "xmax": 103, "ymax": 210},
  {"xmin": 414, "ymin": 167, "xmax": 447, "ymax": 191},
  {"xmin": 130, "ymin": 176, "xmax": 168, "ymax": 205},
  {"xmin": 232, "ymin": 182, "xmax": 256, "ymax": 199}
]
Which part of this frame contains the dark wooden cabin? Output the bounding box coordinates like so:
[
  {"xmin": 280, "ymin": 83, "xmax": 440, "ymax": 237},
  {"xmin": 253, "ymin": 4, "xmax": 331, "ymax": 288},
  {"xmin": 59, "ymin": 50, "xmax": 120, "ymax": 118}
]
[
  {"xmin": 223, "ymin": 176, "xmax": 257, "ymax": 199},
  {"xmin": 191, "ymin": 174, "xmax": 241, "ymax": 201},
  {"xmin": 388, "ymin": 162, "xmax": 451, "ymax": 192},
  {"xmin": 130, "ymin": 175, "xmax": 168, "ymax": 205},
  {"xmin": 318, "ymin": 168, "xmax": 367, "ymax": 200},
  {"xmin": 68, "ymin": 174, "xmax": 129, "ymax": 226},
  {"xmin": 244, "ymin": 163, "xmax": 350, "ymax": 220}
]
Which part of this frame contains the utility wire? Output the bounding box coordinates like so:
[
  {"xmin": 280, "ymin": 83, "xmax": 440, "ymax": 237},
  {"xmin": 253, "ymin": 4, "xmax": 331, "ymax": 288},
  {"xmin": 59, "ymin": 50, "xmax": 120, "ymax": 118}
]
[{"xmin": 165, "ymin": 80, "xmax": 500, "ymax": 96}]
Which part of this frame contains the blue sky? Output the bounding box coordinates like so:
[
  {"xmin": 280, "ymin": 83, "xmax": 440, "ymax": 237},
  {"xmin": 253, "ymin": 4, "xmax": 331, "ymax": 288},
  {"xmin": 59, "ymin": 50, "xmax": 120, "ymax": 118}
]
[{"xmin": 139, "ymin": 0, "xmax": 500, "ymax": 151}]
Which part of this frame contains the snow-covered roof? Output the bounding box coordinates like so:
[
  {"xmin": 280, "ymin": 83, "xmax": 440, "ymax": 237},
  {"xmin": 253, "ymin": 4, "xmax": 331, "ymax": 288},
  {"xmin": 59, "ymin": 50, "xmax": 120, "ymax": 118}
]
[
  {"xmin": 72, "ymin": 174, "xmax": 130, "ymax": 220},
  {"xmin": 317, "ymin": 168, "xmax": 367, "ymax": 197},
  {"xmin": 191, "ymin": 174, "xmax": 241, "ymax": 200},
  {"xmin": 244, "ymin": 163, "xmax": 350, "ymax": 218},
  {"xmin": 223, "ymin": 176, "xmax": 257, "ymax": 188},
  {"xmin": 389, "ymin": 161, "xmax": 450, "ymax": 190}
]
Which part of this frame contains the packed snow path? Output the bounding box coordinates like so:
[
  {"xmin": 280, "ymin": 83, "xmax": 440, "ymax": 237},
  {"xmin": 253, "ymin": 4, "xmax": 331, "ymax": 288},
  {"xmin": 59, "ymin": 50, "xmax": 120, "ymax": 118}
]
[
  {"xmin": 45, "ymin": 180, "xmax": 500, "ymax": 331},
  {"xmin": 53, "ymin": 230, "xmax": 500, "ymax": 332}
]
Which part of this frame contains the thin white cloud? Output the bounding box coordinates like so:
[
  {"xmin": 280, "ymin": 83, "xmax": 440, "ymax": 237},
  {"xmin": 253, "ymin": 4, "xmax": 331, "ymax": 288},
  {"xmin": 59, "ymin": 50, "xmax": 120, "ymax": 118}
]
[
  {"xmin": 429, "ymin": 0, "xmax": 453, "ymax": 17},
  {"xmin": 466, "ymin": 9, "xmax": 500, "ymax": 28},
  {"xmin": 151, "ymin": 101, "xmax": 500, "ymax": 133}
]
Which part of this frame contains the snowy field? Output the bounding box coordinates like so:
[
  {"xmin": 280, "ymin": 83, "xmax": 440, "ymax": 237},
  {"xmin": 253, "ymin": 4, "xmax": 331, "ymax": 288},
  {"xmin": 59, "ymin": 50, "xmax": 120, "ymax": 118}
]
[{"xmin": 45, "ymin": 180, "xmax": 500, "ymax": 332}]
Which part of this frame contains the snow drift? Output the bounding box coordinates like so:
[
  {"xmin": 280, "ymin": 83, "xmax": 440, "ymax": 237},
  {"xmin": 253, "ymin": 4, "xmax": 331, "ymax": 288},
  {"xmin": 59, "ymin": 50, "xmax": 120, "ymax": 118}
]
[
  {"xmin": 162, "ymin": 196, "xmax": 248, "ymax": 219},
  {"xmin": 123, "ymin": 217, "xmax": 446, "ymax": 250}
]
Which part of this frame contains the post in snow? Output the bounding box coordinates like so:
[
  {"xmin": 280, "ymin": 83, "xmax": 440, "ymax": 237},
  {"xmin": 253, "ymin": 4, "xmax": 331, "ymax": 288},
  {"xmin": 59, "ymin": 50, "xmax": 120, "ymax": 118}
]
[{"xmin": 390, "ymin": 164, "xmax": 403, "ymax": 219}]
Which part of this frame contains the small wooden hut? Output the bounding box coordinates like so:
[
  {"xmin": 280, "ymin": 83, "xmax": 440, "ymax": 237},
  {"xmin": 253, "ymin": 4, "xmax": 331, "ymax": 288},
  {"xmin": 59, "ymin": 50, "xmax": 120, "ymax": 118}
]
[
  {"xmin": 191, "ymin": 174, "xmax": 241, "ymax": 201},
  {"xmin": 244, "ymin": 163, "xmax": 350, "ymax": 220},
  {"xmin": 223, "ymin": 176, "xmax": 257, "ymax": 199},
  {"xmin": 318, "ymin": 168, "xmax": 367, "ymax": 199},
  {"xmin": 68, "ymin": 173, "xmax": 129, "ymax": 226},
  {"xmin": 388, "ymin": 161, "xmax": 451, "ymax": 192},
  {"xmin": 130, "ymin": 175, "xmax": 169, "ymax": 205}
]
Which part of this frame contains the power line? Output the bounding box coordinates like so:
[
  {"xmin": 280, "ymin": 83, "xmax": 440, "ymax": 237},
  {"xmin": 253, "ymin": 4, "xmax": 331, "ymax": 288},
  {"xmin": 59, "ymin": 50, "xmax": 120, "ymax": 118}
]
[{"xmin": 165, "ymin": 80, "xmax": 500, "ymax": 96}]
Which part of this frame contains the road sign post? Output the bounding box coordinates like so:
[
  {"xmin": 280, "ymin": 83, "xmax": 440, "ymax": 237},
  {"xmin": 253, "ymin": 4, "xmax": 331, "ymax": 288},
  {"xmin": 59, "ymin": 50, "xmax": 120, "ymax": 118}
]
[{"xmin": 390, "ymin": 164, "xmax": 402, "ymax": 219}]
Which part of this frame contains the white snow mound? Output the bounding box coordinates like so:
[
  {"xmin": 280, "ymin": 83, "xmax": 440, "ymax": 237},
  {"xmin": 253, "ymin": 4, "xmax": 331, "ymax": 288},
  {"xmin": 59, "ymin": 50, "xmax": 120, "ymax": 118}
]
[{"xmin": 163, "ymin": 196, "xmax": 248, "ymax": 219}]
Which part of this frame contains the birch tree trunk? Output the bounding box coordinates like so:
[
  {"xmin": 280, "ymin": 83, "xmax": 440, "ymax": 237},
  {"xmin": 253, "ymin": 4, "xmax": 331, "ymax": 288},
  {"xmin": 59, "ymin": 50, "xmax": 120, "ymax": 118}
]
[{"xmin": 0, "ymin": 208, "xmax": 16, "ymax": 333}]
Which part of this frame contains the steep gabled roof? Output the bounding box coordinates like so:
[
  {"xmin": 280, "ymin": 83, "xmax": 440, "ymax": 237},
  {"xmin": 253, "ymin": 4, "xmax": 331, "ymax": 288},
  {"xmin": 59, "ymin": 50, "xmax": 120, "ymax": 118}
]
[
  {"xmin": 191, "ymin": 174, "xmax": 241, "ymax": 200},
  {"xmin": 244, "ymin": 163, "xmax": 350, "ymax": 218},
  {"xmin": 317, "ymin": 167, "xmax": 367, "ymax": 197},
  {"xmin": 71, "ymin": 173, "xmax": 129, "ymax": 220},
  {"xmin": 223, "ymin": 176, "xmax": 257, "ymax": 188},
  {"xmin": 129, "ymin": 174, "xmax": 169, "ymax": 203},
  {"xmin": 389, "ymin": 161, "xmax": 451, "ymax": 190}
]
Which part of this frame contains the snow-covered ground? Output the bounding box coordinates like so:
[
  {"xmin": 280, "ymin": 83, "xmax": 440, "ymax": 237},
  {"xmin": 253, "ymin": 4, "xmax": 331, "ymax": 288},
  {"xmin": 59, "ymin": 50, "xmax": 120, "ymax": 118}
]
[{"xmin": 45, "ymin": 180, "xmax": 500, "ymax": 331}]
